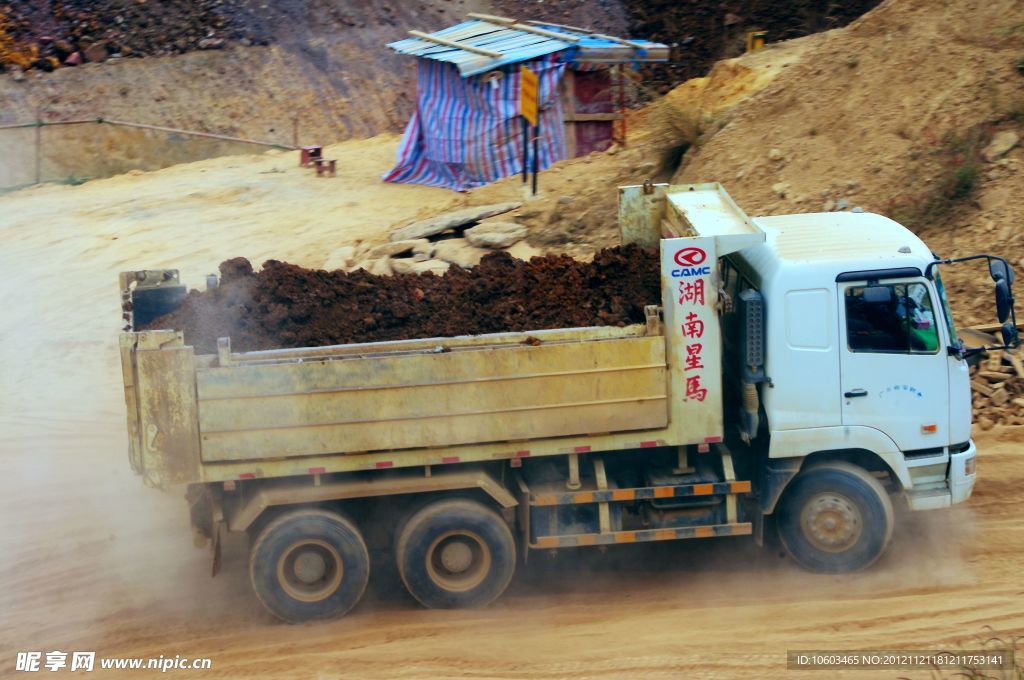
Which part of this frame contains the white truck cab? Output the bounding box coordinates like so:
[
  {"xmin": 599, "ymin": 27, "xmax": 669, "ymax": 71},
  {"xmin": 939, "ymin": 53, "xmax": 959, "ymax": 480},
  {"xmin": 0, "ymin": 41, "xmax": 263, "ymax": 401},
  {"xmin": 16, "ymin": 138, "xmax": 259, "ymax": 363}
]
[
  {"xmin": 727, "ymin": 211, "xmax": 977, "ymax": 511},
  {"xmin": 634, "ymin": 181, "xmax": 1019, "ymax": 568}
]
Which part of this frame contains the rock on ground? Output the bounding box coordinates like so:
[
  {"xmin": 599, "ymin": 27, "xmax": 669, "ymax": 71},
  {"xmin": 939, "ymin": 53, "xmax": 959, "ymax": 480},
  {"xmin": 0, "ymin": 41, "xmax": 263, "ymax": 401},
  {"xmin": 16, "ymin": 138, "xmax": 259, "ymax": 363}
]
[
  {"xmin": 464, "ymin": 222, "xmax": 528, "ymax": 249},
  {"xmin": 321, "ymin": 246, "xmax": 356, "ymax": 271},
  {"xmin": 984, "ymin": 131, "xmax": 1020, "ymax": 162},
  {"xmin": 433, "ymin": 239, "xmax": 490, "ymax": 268},
  {"xmin": 389, "ymin": 202, "xmax": 521, "ymax": 242},
  {"xmin": 390, "ymin": 258, "xmax": 451, "ymax": 275},
  {"xmin": 368, "ymin": 239, "xmax": 429, "ymax": 259}
]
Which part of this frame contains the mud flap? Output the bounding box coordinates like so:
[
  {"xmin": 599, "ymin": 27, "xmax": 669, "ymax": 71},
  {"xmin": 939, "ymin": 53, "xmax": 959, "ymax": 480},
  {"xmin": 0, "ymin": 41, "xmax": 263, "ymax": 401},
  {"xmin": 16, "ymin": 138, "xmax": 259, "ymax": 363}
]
[
  {"xmin": 211, "ymin": 520, "xmax": 222, "ymax": 577},
  {"xmin": 752, "ymin": 508, "xmax": 764, "ymax": 547}
]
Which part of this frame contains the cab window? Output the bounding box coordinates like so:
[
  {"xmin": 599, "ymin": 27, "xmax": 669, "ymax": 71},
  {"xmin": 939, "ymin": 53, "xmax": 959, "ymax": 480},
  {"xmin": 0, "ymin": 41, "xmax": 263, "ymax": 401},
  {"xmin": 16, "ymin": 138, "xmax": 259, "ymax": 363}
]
[{"xmin": 845, "ymin": 282, "xmax": 939, "ymax": 354}]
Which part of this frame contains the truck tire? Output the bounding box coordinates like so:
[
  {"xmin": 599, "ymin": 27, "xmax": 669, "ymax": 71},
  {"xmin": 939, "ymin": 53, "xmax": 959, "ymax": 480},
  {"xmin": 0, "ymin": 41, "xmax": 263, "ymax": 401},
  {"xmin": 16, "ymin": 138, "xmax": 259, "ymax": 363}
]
[
  {"xmin": 249, "ymin": 508, "xmax": 370, "ymax": 623},
  {"xmin": 396, "ymin": 498, "xmax": 515, "ymax": 609},
  {"xmin": 776, "ymin": 462, "xmax": 894, "ymax": 573}
]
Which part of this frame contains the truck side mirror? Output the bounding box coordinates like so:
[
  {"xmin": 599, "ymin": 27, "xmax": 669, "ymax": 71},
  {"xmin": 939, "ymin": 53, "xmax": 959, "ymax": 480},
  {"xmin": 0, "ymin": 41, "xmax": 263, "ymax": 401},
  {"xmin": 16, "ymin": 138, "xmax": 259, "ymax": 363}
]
[
  {"xmin": 989, "ymin": 258, "xmax": 1015, "ymax": 285},
  {"xmin": 995, "ymin": 278, "xmax": 1011, "ymax": 323},
  {"xmin": 1001, "ymin": 321, "xmax": 1019, "ymax": 347}
]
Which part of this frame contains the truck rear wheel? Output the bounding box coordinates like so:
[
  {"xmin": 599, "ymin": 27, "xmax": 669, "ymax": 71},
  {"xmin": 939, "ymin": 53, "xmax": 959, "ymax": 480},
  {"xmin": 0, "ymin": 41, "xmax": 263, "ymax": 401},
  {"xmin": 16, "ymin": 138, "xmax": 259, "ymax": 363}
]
[
  {"xmin": 396, "ymin": 499, "xmax": 515, "ymax": 609},
  {"xmin": 776, "ymin": 462, "xmax": 894, "ymax": 573},
  {"xmin": 249, "ymin": 508, "xmax": 370, "ymax": 623}
]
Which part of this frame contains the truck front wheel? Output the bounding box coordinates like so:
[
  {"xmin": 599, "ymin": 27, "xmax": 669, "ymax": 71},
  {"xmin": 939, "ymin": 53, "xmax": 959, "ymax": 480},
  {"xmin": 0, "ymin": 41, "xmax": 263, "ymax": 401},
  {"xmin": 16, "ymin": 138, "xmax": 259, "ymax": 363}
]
[
  {"xmin": 249, "ymin": 508, "xmax": 370, "ymax": 623},
  {"xmin": 776, "ymin": 462, "xmax": 894, "ymax": 573},
  {"xmin": 396, "ymin": 498, "xmax": 516, "ymax": 609}
]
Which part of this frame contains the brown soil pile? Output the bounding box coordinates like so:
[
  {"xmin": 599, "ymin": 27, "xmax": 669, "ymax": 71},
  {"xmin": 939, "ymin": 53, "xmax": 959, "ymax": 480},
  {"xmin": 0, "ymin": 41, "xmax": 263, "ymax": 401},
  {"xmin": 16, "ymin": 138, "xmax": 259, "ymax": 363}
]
[{"xmin": 143, "ymin": 246, "xmax": 660, "ymax": 354}]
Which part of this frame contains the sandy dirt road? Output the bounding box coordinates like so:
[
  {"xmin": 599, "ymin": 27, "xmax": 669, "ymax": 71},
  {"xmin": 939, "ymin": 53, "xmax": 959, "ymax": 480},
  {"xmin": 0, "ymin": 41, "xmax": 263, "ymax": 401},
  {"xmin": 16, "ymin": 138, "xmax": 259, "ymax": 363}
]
[{"xmin": 1, "ymin": 141, "xmax": 1022, "ymax": 679}]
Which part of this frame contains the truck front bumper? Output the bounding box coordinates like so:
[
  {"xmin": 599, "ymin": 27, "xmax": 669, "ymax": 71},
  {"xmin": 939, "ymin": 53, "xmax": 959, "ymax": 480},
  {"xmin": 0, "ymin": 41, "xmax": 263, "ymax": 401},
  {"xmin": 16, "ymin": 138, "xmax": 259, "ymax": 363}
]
[{"xmin": 905, "ymin": 439, "xmax": 977, "ymax": 511}]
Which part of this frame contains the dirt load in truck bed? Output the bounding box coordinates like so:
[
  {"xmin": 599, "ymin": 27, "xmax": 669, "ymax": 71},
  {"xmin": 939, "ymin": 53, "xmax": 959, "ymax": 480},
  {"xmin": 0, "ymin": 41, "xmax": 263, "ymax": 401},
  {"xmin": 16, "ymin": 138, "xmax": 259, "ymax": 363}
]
[{"xmin": 142, "ymin": 245, "xmax": 661, "ymax": 354}]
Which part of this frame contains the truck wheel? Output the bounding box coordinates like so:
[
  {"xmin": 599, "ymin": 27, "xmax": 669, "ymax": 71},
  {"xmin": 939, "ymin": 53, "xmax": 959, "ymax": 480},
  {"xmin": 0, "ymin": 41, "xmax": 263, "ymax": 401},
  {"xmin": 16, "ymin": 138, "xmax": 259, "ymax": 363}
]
[
  {"xmin": 776, "ymin": 462, "xmax": 894, "ymax": 573},
  {"xmin": 396, "ymin": 499, "xmax": 515, "ymax": 609},
  {"xmin": 249, "ymin": 508, "xmax": 369, "ymax": 623}
]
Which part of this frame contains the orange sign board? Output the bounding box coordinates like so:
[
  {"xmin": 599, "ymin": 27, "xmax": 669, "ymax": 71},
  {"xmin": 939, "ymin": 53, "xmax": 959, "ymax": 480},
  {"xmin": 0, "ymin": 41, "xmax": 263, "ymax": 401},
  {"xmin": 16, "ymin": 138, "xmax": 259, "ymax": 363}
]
[{"xmin": 519, "ymin": 66, "xmax": 539, "ymax": 126}]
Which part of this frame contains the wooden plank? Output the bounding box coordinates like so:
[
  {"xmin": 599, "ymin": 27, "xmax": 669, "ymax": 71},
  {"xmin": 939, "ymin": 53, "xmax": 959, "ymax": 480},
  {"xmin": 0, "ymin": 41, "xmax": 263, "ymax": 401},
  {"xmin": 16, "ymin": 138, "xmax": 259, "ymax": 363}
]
[
  {"xmin": 407, "ymin": 30, "xmax": 503, "ymax": 58},
  {"xmin": 510, "ymin": 22, "xmax": 581, "ymax": 42},
  {"xmin": 590, "ymin": 32, "xmax": 647, "ymax": 49},
  {"xmin": 1007, "ymin": 351, "xmax": 1024, "ymax": 379},
  {"xmin": 985, "ymin": 349, "xmax": 1005, "ymax": 371},
  {"xmin": 563, "ymin": 112, "xmax": 624, "ymax": 122},
  {"xmin": 562, "ymin": 70, "xmax": 577, "ymax": 158},
  {"xmin": 574, "ymin": 46, "xmax": 671, "ymax": 62},
  {"xmin": 972, "ymin": 379, "xmax": 995, "ymax": 397},
  {"xmin": 524, "ymin": 19, "xmax": 594, "ymax": 35},
  {"xmin": 466, "ymin": 12, "xmax": 517, "ymax": 24},
  {"xmin": 466, "ymin": 14, "xmax": 581, "ymax": 42}
]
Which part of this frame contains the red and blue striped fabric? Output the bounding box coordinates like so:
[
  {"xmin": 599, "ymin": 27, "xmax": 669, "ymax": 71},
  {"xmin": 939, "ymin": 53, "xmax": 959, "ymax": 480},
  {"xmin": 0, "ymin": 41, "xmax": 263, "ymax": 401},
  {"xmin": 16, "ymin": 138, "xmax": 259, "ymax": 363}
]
[{"xmin": 383, "ymin": 54, "xmax": 567, "ymax": 191}]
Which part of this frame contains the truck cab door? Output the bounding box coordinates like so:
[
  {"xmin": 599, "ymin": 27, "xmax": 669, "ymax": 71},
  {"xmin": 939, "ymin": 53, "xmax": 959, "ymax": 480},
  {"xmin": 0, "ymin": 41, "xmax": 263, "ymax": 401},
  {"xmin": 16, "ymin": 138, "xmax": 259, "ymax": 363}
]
[{"xmin": 838, "ymin": 279, "xmax": 950, "ymax": 451}]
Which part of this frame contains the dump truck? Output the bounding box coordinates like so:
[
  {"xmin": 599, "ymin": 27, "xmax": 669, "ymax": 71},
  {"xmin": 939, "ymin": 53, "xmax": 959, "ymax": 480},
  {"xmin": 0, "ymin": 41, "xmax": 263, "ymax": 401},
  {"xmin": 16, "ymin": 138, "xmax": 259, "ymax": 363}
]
[{"xmin": 118, "ymin": 183, "xmax": 1017, "ymax": 623}]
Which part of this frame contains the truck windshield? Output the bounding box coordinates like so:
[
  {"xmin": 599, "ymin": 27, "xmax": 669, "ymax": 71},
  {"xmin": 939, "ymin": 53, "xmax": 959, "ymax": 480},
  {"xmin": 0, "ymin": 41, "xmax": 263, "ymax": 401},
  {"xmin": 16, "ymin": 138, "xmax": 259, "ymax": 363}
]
[{"xmin": 933, "ymin": 270, "xmax": 959, "ymax": 346}]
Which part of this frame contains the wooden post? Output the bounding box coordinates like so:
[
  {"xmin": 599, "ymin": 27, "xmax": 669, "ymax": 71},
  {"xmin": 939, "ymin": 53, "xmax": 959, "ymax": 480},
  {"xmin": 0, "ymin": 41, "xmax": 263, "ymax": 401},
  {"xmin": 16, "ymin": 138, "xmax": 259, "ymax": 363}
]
[
  {"xmin": 522, "ymin": 117, "xmax": 528, "ymax": 183},
  {"xmin": 562, "ymin": 70, "xmax": 577, "ymax": 159},
  {"xmin": 34, "ymin": 120, "xmax": 42, "ymax": 185},
  {"xmin": 531, "ymin": 118, "xmax": 540, "ymax": 195}
]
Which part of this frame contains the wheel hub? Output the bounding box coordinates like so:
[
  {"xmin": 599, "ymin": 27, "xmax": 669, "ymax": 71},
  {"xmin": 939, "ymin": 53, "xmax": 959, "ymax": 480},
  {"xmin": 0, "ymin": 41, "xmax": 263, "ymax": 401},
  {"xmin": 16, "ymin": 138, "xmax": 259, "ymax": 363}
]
[
  {"xmin": 425, "ymin": 530, "xmax": 491, "ymax": 592},
  {"xmin": 277, "ymin": 539, "xmax": 344, "ymax": 602},
  {"xmin": 294, "ymin": 551, "xmax": 328, "ymax": 584},
  {"xmin": 801, "ymin": 493, "xmax": 863, "ymax": 552},
  {"xmin": 439, "ymin": 540, "xmax": 474, "ymax": 573}
]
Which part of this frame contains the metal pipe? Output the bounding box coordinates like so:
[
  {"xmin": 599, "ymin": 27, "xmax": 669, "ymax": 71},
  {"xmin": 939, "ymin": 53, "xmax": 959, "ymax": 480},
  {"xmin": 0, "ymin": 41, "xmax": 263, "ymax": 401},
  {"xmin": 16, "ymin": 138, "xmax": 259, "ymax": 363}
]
[
  {"xmin": 0, "ymin": 118, "xmax": 97, "ymax": 130},
  {"xmin": 0, "ymin": 118, "xmax": 296, "ymax": 150},
  {"xmin": 100, "ymin": 119, "xmax": 296, "ymax": 149},
  {"xmin": 34, "ymin": 118, "xmax": 41, "ymax": 185}
]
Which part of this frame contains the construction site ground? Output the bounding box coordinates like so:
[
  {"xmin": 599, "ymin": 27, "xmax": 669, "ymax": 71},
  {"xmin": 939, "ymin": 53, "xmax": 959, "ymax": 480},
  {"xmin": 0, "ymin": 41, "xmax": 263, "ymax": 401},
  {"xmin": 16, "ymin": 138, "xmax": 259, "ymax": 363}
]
[
  {"xmin": 1, "ymin": 131, "xmax": 1021, "ymax": 680},
  {"xmin": 2, "ymin": 0, "xmax": 1024, "ymax": 676}
]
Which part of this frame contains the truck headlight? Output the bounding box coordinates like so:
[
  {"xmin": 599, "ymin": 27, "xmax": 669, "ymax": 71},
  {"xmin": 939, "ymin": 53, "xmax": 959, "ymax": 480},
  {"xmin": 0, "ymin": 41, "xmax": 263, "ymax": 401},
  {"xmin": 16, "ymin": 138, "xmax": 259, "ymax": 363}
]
[{"xmin": 964, "ymin": 455, "xmax": 976, "ymax": 476}]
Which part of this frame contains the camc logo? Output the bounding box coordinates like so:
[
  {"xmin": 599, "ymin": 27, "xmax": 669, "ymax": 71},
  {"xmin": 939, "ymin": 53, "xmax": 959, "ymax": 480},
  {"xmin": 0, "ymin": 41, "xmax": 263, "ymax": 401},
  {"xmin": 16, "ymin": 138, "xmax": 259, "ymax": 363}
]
[
  {"xmin": 671, "ymin": 247, "xmax": 710, "ymax": 277},
  {"xmin": 674, "ymin": 247, "xmax": 707, "ymax": 267}
]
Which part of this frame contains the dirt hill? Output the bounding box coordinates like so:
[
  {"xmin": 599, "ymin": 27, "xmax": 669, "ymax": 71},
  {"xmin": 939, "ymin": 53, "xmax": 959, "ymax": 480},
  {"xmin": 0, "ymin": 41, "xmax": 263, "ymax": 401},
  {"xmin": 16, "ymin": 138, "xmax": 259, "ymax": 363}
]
[{"xmin": 673, "ymin": 0, "xmax": 1024, "ymax": 328}]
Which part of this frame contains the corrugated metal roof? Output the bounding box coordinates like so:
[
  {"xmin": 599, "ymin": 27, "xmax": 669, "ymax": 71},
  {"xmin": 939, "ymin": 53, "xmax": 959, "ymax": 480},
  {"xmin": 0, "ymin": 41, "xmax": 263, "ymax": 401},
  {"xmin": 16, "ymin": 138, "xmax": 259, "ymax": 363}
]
[{"xmin": 388, "ymin": 18, "xmax": 667, "ymax": 77}]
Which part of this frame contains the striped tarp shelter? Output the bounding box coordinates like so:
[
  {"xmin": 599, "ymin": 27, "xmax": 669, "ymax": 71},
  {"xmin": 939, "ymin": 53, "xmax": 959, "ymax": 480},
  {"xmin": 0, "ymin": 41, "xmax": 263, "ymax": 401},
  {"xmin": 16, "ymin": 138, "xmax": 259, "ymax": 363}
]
[{"xmin": 383, "ymin": 15, "xmax": 668, "ymax": 191}]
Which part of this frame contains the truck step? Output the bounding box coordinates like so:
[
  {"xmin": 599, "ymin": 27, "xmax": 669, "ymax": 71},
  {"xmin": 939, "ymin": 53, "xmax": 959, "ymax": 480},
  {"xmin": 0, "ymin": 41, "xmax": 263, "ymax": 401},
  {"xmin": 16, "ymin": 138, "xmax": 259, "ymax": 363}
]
[
  {"xmin": 531, "ymin": 522, "xmax": 752, "ymax": 549},
  {"xmin": 529, "ymin": 480, "xmax": 750, "ymax": 507}
]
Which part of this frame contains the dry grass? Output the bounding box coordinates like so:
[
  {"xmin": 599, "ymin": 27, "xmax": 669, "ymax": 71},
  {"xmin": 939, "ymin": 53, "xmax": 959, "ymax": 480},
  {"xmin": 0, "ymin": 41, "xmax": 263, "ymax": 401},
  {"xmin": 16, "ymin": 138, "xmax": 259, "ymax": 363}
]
[
  {"xmin": 0, "ymin": 11, "xmax": 36, "ymax": 71},
  {"xmin": 884, "ymin": 122, "xmax": 993, "ymax": 230}
]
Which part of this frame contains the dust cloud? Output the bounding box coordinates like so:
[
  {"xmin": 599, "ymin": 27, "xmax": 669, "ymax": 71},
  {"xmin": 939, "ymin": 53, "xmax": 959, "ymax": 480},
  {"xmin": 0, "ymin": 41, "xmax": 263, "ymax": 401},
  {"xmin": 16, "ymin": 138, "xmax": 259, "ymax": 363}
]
[{"xmin": 2, "ymin": 136, "xmax": 1022, "ymax": 678}]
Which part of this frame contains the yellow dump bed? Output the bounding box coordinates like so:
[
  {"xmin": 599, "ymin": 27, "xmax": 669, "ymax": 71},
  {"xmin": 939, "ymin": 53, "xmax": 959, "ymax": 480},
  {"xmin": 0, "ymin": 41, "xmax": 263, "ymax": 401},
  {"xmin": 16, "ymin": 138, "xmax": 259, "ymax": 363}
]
[
  {"xmin": 120, "ymin": 183, "xmax": 757, "ymax": 487},
  {"xmin": 120, "ymin": 317, "xmax": 686, "ymax": 486}
]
